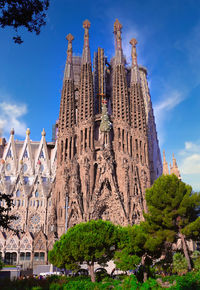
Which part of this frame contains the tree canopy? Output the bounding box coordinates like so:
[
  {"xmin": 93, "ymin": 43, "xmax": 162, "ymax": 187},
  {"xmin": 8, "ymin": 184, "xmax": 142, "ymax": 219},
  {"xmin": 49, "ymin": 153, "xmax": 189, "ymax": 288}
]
[
  {"xmin": 0, "ymin": 0, "xmax": 49, "ymax": 43},
  {"xmin": 0, "ymin": 192, "xmax": 16, "ymax": 230},
  {"xmin": 144, "ymin": 174, "xmax": 200, "ymax": 270},
  {"xmin": 48, "ymin": 219, "xmax": 119, "ymax": 282}
]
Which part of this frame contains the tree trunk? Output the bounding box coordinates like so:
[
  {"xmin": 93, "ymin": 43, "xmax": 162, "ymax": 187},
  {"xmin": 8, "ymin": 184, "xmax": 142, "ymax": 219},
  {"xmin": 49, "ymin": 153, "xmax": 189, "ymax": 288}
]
[
  {"xmin": 180, "ymin": 232, "xmax": 192, "ymax": 271},
  {"xmin": 88, "ymin": 262, "xmax": 95, "ymax": 282},
  {"xmin": 142, "ymin": 255, "xmax": 147, "ymax": 282}
]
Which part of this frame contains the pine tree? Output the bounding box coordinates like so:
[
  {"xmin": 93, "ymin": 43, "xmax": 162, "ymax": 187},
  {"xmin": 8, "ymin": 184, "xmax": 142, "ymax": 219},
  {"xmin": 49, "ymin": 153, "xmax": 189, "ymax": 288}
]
[
  {"xmin": 48, "ymin": 220, "xmax": 119, "ymax": 282},
  {"xmin": 144, "ymin": 174, "xmax": 200, "ymax": 271}
]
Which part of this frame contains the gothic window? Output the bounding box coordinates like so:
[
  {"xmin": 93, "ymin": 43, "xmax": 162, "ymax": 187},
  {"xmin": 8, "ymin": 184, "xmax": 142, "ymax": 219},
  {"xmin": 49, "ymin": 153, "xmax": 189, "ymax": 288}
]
[
  {"xmin": 7, "ymin": 148, "xmax": 12, "ymax": 158},
  {"xmin": 5, "ymin": 176, "xmax": 11, "ymax": 182},
  {"xmin": 23, "ymin": 150, "xmax": 28, "ymax": 158},
  {"xmin": 23, "ymin": 163, "xmax": 28, "ymax": 172},
  {"xmin": 135, "ymin": 139, "xmax": 138, "ymax": 151},
  {"xmin": 39, "ymin": 150, "xmax": 44, "ymax": 159},
  {"xmin": 69, "ymin": 138, "xmax": 72, "ymax": 159},
  {"xmin": 35, "ymin": 191, "xmax": 39, "ymax": 198},
  {"xmin": 6, "ymin": 163, "xmax": 11, "ymax": 171},
  {"xmin": 42, "ymin": 177, "xmax": 47, "ymax": 183},
  {"xmin": 34, "ymin": 252, "xmax": 45, "ymax": 261},
  {"xmin": 30, "ymin": 213, "xmax": 40, "ymax": 225},
  {"xmin": 16, "ymin": 190, "xmax": 20, "ymax": 197},
  {"xmin": 24, "ymin": 176, "xmax": 29, "ymax": 184},
  {"xmin": 74, "ymin": 135, "xmax": 77, "ymax": 155},
  {"xmin": 13, "ymin": 214, "xmax": 21, "ymax": 224}
]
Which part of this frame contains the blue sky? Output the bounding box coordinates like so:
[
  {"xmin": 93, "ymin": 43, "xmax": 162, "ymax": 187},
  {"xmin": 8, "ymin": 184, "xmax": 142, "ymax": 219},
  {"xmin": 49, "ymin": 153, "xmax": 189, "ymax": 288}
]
[{"xmin": 0, "ymin": 0, "xmax": 200, "ymax": 190}]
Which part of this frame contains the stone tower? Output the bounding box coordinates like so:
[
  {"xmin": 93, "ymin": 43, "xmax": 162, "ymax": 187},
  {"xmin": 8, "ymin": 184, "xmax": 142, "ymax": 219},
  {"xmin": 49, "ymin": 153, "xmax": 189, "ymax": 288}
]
[{"xmin": 52, "ymin": 19, "xmax": 162, "ymax": 238}]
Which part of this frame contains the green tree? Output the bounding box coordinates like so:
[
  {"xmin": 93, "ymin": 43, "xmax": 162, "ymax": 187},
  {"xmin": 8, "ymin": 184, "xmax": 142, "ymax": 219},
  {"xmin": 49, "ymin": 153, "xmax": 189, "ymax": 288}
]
[
  {"xmin": 114, "ymin": 224, "xmax": 163, "ymax": 281},
  {"xmin": 48, "ymin": 220, "xmax": 119, "ymax": 282},
  {"xmin": 0, "ymin": 192, "xmax": 17, "ymax": 230},
  {"xmin": 172, "ymin": 252, "xmax": 188, "ymax": 275},
  {"xmin": 144, "ymin": 174, "xmax": 200, "ymax": 271},
  {"xmin": 0, "ymin": 0, "xmax": 49, "ymax": 43}
]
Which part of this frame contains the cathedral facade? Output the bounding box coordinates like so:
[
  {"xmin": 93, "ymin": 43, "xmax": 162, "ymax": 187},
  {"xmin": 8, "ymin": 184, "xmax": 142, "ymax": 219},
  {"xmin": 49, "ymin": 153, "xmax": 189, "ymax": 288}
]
[{"xmin": 0, "ymin": 20, "xmax": 162, "ymax": 268}]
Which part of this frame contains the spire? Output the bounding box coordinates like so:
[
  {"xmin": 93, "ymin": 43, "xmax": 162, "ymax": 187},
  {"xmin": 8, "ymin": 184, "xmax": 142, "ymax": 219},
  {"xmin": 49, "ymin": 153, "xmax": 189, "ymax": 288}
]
[
  {"xmin": 82, "ymin": 19, "xmax": 91, "ymax": 64},
  {"xmin": 163, "ymin": 150, "xmax": 169, "ymax": 175},
  {"xmin": 114, "ymin": 19, "xmax": 123, "ymax": 64},
  {"xmin": 78, "ymin": 19, "xmax": 94, "ymax": 122},
  {"xmin": 130, "ymin": 38, "xmax": 140, "ymax": 83},
  {"xmin": 170, "ymin": 153, "xmax": 181, "ymax": 179},
  {"xmin": 64, "ymin": 33, "xmax": 74, "ymax": 80}
]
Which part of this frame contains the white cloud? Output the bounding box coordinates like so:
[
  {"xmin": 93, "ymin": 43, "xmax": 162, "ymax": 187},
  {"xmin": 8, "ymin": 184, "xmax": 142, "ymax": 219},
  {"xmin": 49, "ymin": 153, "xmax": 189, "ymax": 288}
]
[
  {"xmin": 178, "ymin": 141, "xmax": 200, "ymax": 191},
  {"xmin": 122, "ymin": 27, "xmax": 140, "ymax": 65},
  {"xmin": 154, "ymin": 90, "xmax": 184, "ymax": 145},
  {"xmin": 0, "ymin": 101, "xmax": 27, "ymax": 138},
  {"xmin": 179, "ymin": 141, "xmax": 200, "ymax": 175}
]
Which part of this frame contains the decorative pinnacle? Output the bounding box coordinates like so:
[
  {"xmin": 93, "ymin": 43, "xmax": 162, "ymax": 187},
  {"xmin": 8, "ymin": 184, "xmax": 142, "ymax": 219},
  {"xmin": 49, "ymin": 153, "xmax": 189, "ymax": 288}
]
[
  {"xmin": 83, "ymin": 19, "xmax": 91, "ymax": 29},
  {"xmin": 10, "ymin": 128, "xmax": 15, "ymax": 135},
  {"xmin": 82, "ymin": 19, "xmax": 91, "ymax": 64},
  {"xmin": 66, "ymin": 33, "xmax": 74, "ymax": 42},
  {"xmin": 26, "ymin": 128, "xmax": 30, "ymax": 136},
  {"xmin": 130, "ymin": 38, "xmax": 138, "ymax": 67},
  {"xmin": 114, "ymin": 19, "xmax": 123, "ymax": 64},
  {"xmin": 114, "ymin": 19, "xmax": 122, "ymax": 33},
  {"xmin": 130, "ymin": 38, "xmax": 137, "ymax": 46},
  {"xmin": 41, "ymin": 128, "xmax": 46, "ymax": 136}
]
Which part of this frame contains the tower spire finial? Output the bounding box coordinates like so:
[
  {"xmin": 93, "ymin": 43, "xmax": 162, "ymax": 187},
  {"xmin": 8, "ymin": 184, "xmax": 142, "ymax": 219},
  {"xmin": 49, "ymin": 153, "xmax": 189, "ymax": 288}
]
[
  {"xmin": 130, "ymin": 38, "xmax": 138, "ymax": 67},
  {"xmin": 82, "ymin": 19, "xmax": 91, "ymax": 64},
  {"xmin": 64, "ymin": 33, "xmax": 74, "ymax": 80},
  {"xmin": 66, "ymin": 33, "xmax": 74, "ymax": 63},
  {"xmin": 130, "ymin": 38, "xmax": 140, "ymax": 83},
  {"xmin": 114, "ymin": 19, "xmax": 123, "ymax": 64}
]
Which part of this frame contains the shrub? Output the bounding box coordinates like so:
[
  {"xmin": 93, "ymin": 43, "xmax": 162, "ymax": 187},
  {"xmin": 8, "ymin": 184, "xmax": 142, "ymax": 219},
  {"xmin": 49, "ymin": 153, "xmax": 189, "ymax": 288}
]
[
  {"xmin": 172, "ymin": 252, "xmax": 188, "ymax": 275},
  {"xmin": 192, "ymin": 251, "xmax": 200, "ymax": 271},
  {"xmin": 49, "ymin": 283, "xmax": 63, "ymax": 290},
  {"xmin": 140, "ymin": 278, "xmax": 160, "ymax": 289},
  {"xmin": 121, "ymin": 275, "xmax": 141, "ymax": 289}
]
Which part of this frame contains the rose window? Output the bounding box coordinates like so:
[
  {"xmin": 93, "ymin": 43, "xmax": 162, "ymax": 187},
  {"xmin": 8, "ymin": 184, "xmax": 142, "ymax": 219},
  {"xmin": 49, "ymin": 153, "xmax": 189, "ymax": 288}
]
[
  {"xmin": 30, "ymin": 214, "xmax": 40, "ymax": 225},
  {"xmin": 13, "ymin": 214, "xmax": 21, "ymax": 224}
]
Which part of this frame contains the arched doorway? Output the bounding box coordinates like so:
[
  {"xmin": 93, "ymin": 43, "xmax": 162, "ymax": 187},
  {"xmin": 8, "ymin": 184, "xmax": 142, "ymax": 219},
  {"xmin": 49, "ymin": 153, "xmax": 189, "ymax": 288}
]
[{"xmin": 5, "ymin": 252, "xmax": 17, "ymax": 265}]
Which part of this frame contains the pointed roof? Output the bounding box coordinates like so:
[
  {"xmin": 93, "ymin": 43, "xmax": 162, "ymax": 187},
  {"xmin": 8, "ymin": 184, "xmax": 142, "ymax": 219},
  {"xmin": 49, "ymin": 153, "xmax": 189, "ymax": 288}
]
[
  {"xmin": 64, "ymin": 33, "xmax": 74, "ymax": 81},
  {"xmin": 35, "ymin": 128, "xmax": 50, "ymax": 171},
  {"xmin": 82, "ymin": 19, "xmax": 91, "ymax": 64},
  {"xmin": 19, "ymin": 128, "xmax": 34, "ymax": 173},
  {"xmin": 162, "ymin": 150, "xmax": 169, "ymax": 175},
  {"xmin": 114, "ymin": 19, "xmax": 123, "ymax": 65},
  {"xmin": 170, "ymin": 153, "xmax": 181, "ymax": 179}
]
